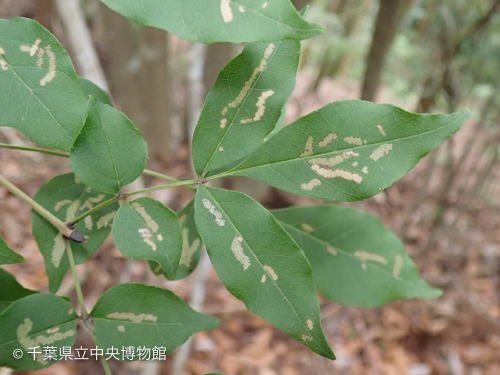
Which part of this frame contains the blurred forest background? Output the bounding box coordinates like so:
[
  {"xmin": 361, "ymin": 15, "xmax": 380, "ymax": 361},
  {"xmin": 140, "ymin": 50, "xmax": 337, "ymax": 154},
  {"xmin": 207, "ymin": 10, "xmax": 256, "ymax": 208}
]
[{"xmin": 1, "ymin": 0, "xmax": 500, "ymax": 374}]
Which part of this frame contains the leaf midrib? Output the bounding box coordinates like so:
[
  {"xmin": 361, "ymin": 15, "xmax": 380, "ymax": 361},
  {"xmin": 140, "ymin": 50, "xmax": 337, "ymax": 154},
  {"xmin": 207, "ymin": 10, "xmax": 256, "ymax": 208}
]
[
  {"xmin": 277, "ymin": 221, "xmax": 413, "ymax": 286},
  {"xmin": 203, "ymin": 187, "xmax": 331, "ymax": 358},
  {"xmin": 230, "ymin": 110, "xmax": 469, "ymax": 174},
  {"xmin": 201, "ymin": 40, "xmax": 283, "ymax": 176}
]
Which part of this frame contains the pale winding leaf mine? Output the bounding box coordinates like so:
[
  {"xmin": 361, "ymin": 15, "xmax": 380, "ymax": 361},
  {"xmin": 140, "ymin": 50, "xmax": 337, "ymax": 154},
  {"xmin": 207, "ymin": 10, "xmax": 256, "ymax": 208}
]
[
  {"xmin": 231, "ymin": 236, "xmax": 251, "ymax": 270},
  {"xmin": 202, "ymin": 198, "xmax": 225, "ymax": 226},
  {"xmin": 300, "ymin": 126, "xmax": 394, "ymax": 188},
  {"xmin": 20, "ymin": 39, "xmax": 57, "ymax": 86},
  {"xmin": 393, "ymin": 254, "xmax": 403, "ymax": 277},
  {"xmin": 370, "ymin": 143, "xmax": 393, "ymax": 161},
  {"xmin": 179, "ymin": 228, "xmax": 201, "ymax": 267},
  {"xmin": 107, "ymin": 312, "xmax": 158, "ymax": 323},
  {"xmin": 0, "ymin": 46, "xmax": 7, "ymax": 71},
  {"xmin": 354, "ymin": 250, "xmax": 388, "ymax": 270},
  {"xmin": 220, "ymin": 0, "xmax": 233, "ymax": 22},
  {"xmin": 51, "ymin": 234, "xmax": 65, "ymax": 268},
  {"xmin": 17, "ymin": 318, "xmax": 75, "ymax": 364},
  {"xmin": 132, "ymin": 202, "xmax": 161, "ymax": 251},
  {"xmin": 263, "ymin": 265, "xmax": 278, "ymax": 280},
  {"xmin": 219, "ymin": 44, "xmax": 276, "ymax": 131},
  {"xmin": 97, "ymin": 211, "xmax": 116, "ymax": 229}
]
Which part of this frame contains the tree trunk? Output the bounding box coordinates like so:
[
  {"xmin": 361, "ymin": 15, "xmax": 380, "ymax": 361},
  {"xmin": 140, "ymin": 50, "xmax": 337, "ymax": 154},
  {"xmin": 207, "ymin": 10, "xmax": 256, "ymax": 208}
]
[
  {"xmin": 291, "ymin": 0, "xmax": 311, "ymax": 11},
  {"xmin": 203, "ymin": 43, "xmax": 233, "ymax": 97},
  {"xmin": 35, "ymin": 0, "xmax": 53, "ymax": 32},
  {"xmin": 100, "ymin": 4, "xmax": 176, "ymax": 160},
  {"xmin": 360, "ymin": 0, "xmax": 405, "ymax": 102}
]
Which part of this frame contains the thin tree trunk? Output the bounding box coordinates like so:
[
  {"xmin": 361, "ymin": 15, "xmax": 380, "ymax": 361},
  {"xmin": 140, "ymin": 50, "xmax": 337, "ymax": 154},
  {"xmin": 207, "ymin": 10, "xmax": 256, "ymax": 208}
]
[
  {"xmin": 291, "ymin": 0, "xmax": 311, "ymax": 11},
  {"xmin": 55, "ymin": 0, "xmax": 109, "ymax": 92},
  {"xmin": 100, "ymin": 4, "xmax": 176, "ymax": 160},
  {"xmin": 360, "ymin": 0, "xmax": 405, "ymax": 101},
  {"xmin": 35, "ymin": 0, "xmax": 53, "ymax": 32}
]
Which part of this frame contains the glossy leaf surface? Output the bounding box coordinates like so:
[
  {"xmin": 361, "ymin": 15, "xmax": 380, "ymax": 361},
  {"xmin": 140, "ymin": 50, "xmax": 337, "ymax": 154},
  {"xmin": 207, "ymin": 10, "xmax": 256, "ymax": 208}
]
[
  {"xmin": 0, "ymin": 18, "xmax": 87, "ymax": 151},
  {"xmin": 80, "ymin": 78, "xmax": 112, "ymax": 106},
  {"xmin": 273, "ymin": 205, "xmax": 442, "ymax": 307},
  {"xmin": 0, "ymin": 293, "xmax": 78, "ymax": 371},
  {"xmin": 193, "ymin": 40, "xmax": 299, "ymax": 176},
  {"xmin": 194, "ymin": 185, "xmax": 334, "ymax": 359},
  {"xmin": 90, "ymin": 283, "xmax": 220, "ymax": 361},
  {"xmin": 113, "ymin": 198, "xmax": 183, "ymax": 280},
  {"xmin": 31, "ymin": 173, "xmax": 118, "ymax": 293},
  {"xmin": 230, "ymin": 101, "xmax": 470, "ymax": 201},
  {"xmin": 150, "ymin": 200, "xmax": 204, "ymax": 280},
  {"xmin": 0, "ymin": 234, "xmax": 25, "ymax": 264},
  {"xmin": 0, "ymin": 268, "xmax": 37, "ymax": 314},
  {"xmin": 69, "ymin": 98, "xmax": 147, "ymax": 194},
  {"xmin": 99, "ymin": 0, "xmax": 323, "ymax": 43}
]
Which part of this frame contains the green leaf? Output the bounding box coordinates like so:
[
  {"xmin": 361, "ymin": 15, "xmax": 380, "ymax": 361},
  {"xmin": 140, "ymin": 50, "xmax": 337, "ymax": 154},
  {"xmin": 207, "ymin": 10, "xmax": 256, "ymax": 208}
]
[
  {"xmin": 150, "ymin": 200, "xmax": 204, "ymax": 280},
  {"xmin": 0, "ymin": 234, "xmax": 25, "ymax": 265},
  {"xmin": 69, "ymin": 97, "xmax": 148, "ymax": 194},
  {"xmin": 0, "ymin": 268, "xmax": 37, "ymax": 314},
  {"xmin": 273, "ymin": 205, "xmax": 442, "ymax": 308},
  {"xmin": 193, "ymin": 40, "xmax": 299, "ymax": 176},
  {"xmin": 266, "ymin": 103, "xmax": 287, "ymax": 140},
  {"xmin": 194, "ymin": 185, "xmax": 334, "ymax": 359},
  {"xmin": 90, "ymin": 283, "xmax": 220, "ymax": 361},
  {"xmin": 99, "ymin": 0, "xmax": 324, "ymax": 44},
  {"xmin": 31, "ymin": 173, "xmax": 119, "ymax": 293},
  {"xmin": 0, "ymin": 293, "xmax": 78, "ymax": 371},
  {"xmin": 0, "ymin": 18, "xmax": 88, "ymax": 151},
  {"xmin": 175, "ymin": 200, "xmax": 203, "ymax": 279},
  {"xmin": 229, "ymin": 101, "xmax": 470, "ymax": 201},
  {"xmin": 80, "ymin": 77, "xmax": 113, "ymax": 106},
  {"xmin": 113, "ymin": 198, "xmax": 183, "ymax": 280}
]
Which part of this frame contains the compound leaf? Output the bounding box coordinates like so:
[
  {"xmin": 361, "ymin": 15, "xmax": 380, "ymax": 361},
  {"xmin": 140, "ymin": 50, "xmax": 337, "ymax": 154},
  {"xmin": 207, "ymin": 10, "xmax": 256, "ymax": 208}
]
[
  {"xmin": 0, "ymin": 18, "xmax": 88, "ymax": 151},
  {"xmin": 273, "ymin": 205, "xmax": 442, "ymax": 308},
  {"xmin": 0, "ymin": 293, "xmax": 78, "ymax": 371},
  {"xmin": 194, "ymin": 185, "xmax": 334, "ymax": 359},
  {"xmin": 0, "ymin": 234, "xmax": 25, "ymax": 265},
  {"xmin": 31, "ymin": 173, "xmax": 119, "ymax": 293},
  {"xmin": 113, "ymin": 198, "xmax": 183, "ymax": 280},
  {"xmin": 69, "ymin": 97, "xmax": 147, "ymax": 194},
  {"xmin": 99, "ymin": 0, "xmax": 323, "ymax": 44},
  {"xmin": 80, "ymin": 77, "xmax": 112, "ymax": 106},
  {"xmin": 193, "ymin": 40, "xmax": 299, "ymax": 176},
  {"xmin": 0, "ymin": 268, "xmax": 37, "ymax": 314},
  {"xmin": 90, "ymin": 283, "xmax": 220, "ymax": 361},
  {"xmin": 229, "ymin": 100, "xmax": 470, "ymax": 201}
]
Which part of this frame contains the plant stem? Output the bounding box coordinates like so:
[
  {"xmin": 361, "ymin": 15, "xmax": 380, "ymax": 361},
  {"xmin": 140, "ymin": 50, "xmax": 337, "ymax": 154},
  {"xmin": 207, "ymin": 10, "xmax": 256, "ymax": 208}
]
[
  {"xmin": 0, "ymin": 173, "xmax": 72, "ymax": 237},
  {"xmin": 65, "ymin": 240, "xmax": 112, "ymax": 375},
  {"xmin": 0, "ymin": 143, "xmax": 195, "ymax": 191},
  {"xmin": 143, "ymin": 169, "xmax": 196, "ymax": 191},
  {"xmin": 69, "ymin": 196, "xmax": 120, "ymax": 226},
  {"xmin": 0, "ymin": 143, "xmax": 70, "ymax": 157},
  {"xmin": 203, "ymin": 171, "xmax": 233, "ymax": 182},
  {"xmin": 125, "ymin": 179, "xmax": 199, "ymax": 197},
  {"xmin": 65, "ymin": 240, "xmax": 87, "ymax": 316}
]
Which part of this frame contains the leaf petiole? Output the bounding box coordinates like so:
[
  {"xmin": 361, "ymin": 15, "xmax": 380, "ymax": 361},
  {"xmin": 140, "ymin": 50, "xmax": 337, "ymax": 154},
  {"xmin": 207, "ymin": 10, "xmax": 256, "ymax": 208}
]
[{"xmin": 0, "ymin": 173, "xmax": 72, "ymax": 237}]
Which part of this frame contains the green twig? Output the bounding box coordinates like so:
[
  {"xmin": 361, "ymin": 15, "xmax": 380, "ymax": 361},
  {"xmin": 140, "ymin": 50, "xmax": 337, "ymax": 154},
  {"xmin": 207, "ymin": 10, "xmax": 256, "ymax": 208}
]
[
  {"xmin": 0, "ymin": 143, "xmax": 196, "ymax": 191},
  {"xmin": 0, "ymin": 173, "xmax": 72, "ymax": 237},
  {"xmin": 65, "ymin": 240, "xmax": 112, "ymax": 375},
  {"xmin": 125, "ymin": 179, "xmax": 199, "ymax": 197},
  {"xmin": 65, "ymin": 240, "xmax": 87, "ymax": 316},
  {"xmin": 0, "ymin": 143, "xmax": 69, "ymax": 157},
  {"xmin": 69, "ymin": 196, "xmax": 120, "ymax": 226},
  {"xmin": 143, "ymin": 169, "xmax": 197, "ymax": 191}
]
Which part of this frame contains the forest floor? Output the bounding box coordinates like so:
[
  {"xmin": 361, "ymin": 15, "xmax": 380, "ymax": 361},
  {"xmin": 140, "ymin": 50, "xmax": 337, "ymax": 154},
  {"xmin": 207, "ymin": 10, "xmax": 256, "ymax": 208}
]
[{"xmin": 1, "ymin": 72, "xmax": 500, "ymax": 375}]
